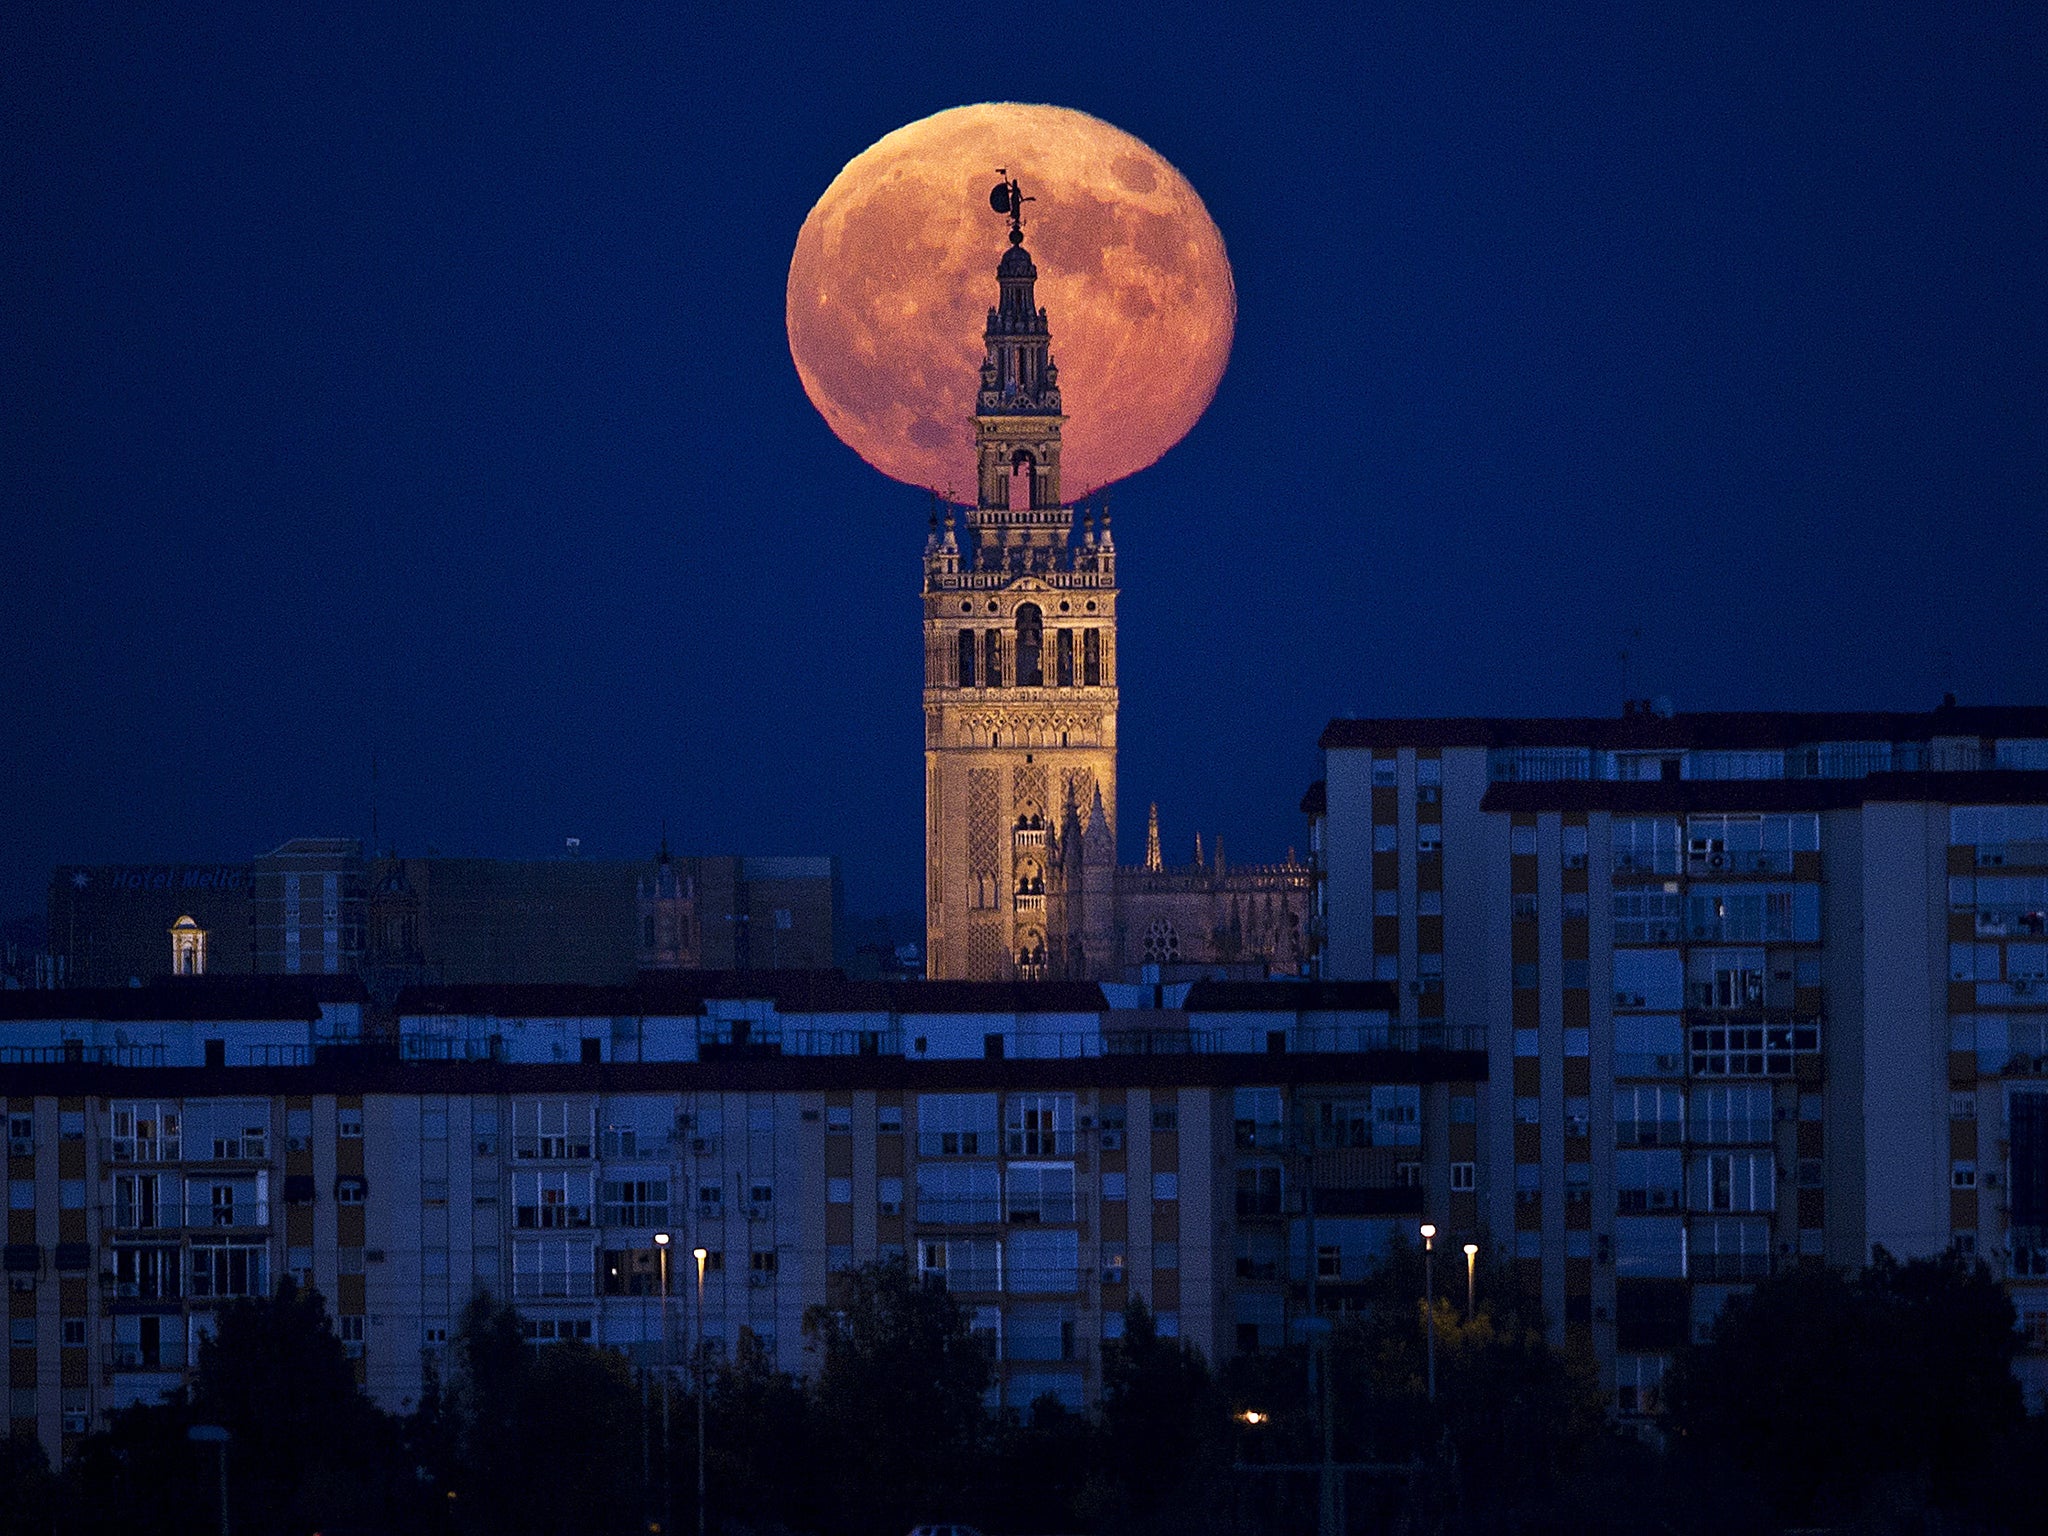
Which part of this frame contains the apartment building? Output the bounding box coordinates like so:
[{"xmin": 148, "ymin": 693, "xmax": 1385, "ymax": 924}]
[
  {"xmin": 1314, "ymin": 702, "xmax": 2048, "ymax": 1414},
  {"xmin": 1, "ymin": 971, "xmax": 1479, "ymax": 1465}
]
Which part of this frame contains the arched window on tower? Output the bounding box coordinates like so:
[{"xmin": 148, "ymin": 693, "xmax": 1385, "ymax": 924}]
[
  {"xmin": 1015, "ymin": 604, "xmax": 1043, "ymax": 687},
  {"xmin": 957, "ymin": 629, "xmax": 977, "ymax": 688},
  {"xmin": 1009, "ymin": 450, "xmax": 1035, "ymax": 512},
  {"xmin": 985, "ymin": 629, "xmax": 1004, "ymax": 688},
  {"xmin": 1083, "ymin": 628, "xmax": 1102, "ymax": 687}
]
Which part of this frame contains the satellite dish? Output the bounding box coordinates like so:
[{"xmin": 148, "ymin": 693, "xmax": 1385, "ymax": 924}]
[{"xmin": 990, "ymin": 183, "xmax": 1011, "ymax": 214}]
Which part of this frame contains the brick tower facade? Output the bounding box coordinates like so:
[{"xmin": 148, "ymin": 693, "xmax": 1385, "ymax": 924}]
[{"xmin": 924, "ymin": 179, "xmax": 1119, "ymax": 980}]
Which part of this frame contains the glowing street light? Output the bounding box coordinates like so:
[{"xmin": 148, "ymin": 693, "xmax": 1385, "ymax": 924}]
[
  {"xmin": 654, "ymin": 1233, "xmax": 672, "ymax": 1536},
  {"xmin": 693, "ymin": 1246, "xmax": 709, "ymax": 1536},
  {"xmin": 1463, "ymin": 1242, "xmax": 1479, "ymax": 1322},
  {"xmin": 1419, "ymin": 1224, "xmax": 1437, "ymax": 1403},
  {"xmin": 1238, "ymin": 1409, "xmax": 1268, "ymax": 1425}
]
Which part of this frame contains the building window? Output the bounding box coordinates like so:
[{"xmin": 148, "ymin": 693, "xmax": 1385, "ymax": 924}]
[
  {"xmin": 600, "ymin": 1177, "xmax": 669, "ymax": 1228},
  {"xmin": 984, "ymin": 629, "xmax": 1004, "ymax": 688},
  {"xmin": 918, "ymin": 1094, "xmax": 998, "ymax": 1157},
  {"xmin": 1952, "ymin": 1161, "xmax": 1978, "ymax": 1189},
  {"xmin": 1006, "ymin": 1095, "xmax": 1075, "ymax": 1156},
  {"xmin": 1450, "ymin": 1162, "xmax": 1475, "ymax": 1192},
  {"xmin": 1082, "ymin": 628, "xmax": 1101, "ymax": 687},
  {"xmin": 917, "ymin": 1163, "xmax": 1000, "ymax": 1224},
  {"xmin": 826, "ymin": 1105, "xmax": 852, "ymax": 1132},
  {"xmin": 827, "ymin": 1178, "xmax": 852, "ymax": 1205},
  {"xmin": 1015, "ymin": 603, "xmax": 1044, "ymax": 687},
  {"xmin": 1151, "ymin": 1173, "xmax": 1178, "ymax": 1202},
  {"xmin": 957, "ymin": 629, "xmax": 977, "ymax": 688},
  {"xmin": 1152, "ymin": 1106, "xmax": 1178, "ymax": 1131},
  {"xmin": 337, "ymin": 1108, "xmax": 363, "ymax": 1139},
  {"xmin": 1006, "ymin": 1163, "xmax": 1076, "ymax": 1223},
  {"xmin": 1101, "ymin": 1172, "xmax": 1127, "ymax": 1201}
]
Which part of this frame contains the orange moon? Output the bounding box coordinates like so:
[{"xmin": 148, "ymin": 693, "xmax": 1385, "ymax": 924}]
[{"xmin": 787, "ymin": 103, "xmax": 1235, "ymax": 498}]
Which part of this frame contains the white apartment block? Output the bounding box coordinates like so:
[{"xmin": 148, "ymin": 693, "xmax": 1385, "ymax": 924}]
[
  {"xmin": 2, "ymin": 971, "xmax": 1480, "ymax": 1464},
  {"xmin": 1311, "ymin": 702, "xmax": 2048, "ymax": 1415}
]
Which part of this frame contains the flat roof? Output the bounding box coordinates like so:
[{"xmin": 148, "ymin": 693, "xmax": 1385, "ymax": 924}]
[
  {"xmin": 0, "ymin": 975, "xmax": 366, "ymax": 1023},
  {"xmin": 1321, "ymin": 704, "xmax": 2048, "ymax": 752}
]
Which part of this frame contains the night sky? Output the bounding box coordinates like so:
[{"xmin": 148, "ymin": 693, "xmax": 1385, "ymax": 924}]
[{"xmin": 3, "ymin": 4, "xmax": 2043, "ymax": 926}]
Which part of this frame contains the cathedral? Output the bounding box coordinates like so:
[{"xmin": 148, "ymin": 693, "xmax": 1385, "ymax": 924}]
[{"xmin": 923, "ymin": 181, "xmax": 1309, "ymax": 982}]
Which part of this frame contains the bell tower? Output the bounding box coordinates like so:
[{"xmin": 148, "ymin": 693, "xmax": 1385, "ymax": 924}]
[{"xmin": 924, "ymin": 177, "xmax": 1119, "ymax": 981}]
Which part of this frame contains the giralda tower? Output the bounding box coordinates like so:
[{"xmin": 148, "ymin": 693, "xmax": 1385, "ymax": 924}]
[{"xmin": 923, "ymin": 179, "xmax": 1119, "ymax": 981}]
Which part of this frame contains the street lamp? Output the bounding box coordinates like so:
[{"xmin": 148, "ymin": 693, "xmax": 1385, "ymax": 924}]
[
  {"xmin": 654, "ymin": 1233, "xmax": 671, "ymax": 1536},
  {"xmin": 1462, "ymin": 1243, "xmax": 1478, "ymax": 1323},
  {"xmin": 1419, "ymin": 1224, "xmax": 1437, "ymax": 1404},
  {"xmin": 693, "ymin": 1245, "xmax": 709, "ymax": 1536}
]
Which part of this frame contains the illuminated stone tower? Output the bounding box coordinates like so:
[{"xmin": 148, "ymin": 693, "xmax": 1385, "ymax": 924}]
[{"xmin": 925, "ymin": 179, "xmax": 1119, "ymax": 981}]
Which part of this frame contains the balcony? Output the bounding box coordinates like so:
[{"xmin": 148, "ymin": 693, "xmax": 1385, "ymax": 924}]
[
  {"xmin": 1013, "ymin": 824, "xmax": 1047, "ymax": 850},
  {"xmin": 1013, "ymin": 891, "xmax": 1046, "ymax": 914}
]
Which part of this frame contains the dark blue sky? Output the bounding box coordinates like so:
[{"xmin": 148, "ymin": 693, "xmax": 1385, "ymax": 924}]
[{"xmin": 3, "ymin": 3, "xmax": 2043, "ymax": 924}]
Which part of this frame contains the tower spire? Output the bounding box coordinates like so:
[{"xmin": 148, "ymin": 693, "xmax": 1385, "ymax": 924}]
[{"xmin": 1145, "ymin": 803, "xmax": 1162, "ymax": 872}]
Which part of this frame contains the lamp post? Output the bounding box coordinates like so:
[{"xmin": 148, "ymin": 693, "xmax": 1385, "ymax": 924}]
[
  {"xmin": 655, "ymin": 1232, "xmax": 672, "ymax": 1535},
  {"xmin": 693, "ymin": 1245, "xmax": 709, "ymax": 1536},
  {"xmin": 188, "ymin": 1424, "xmax": 230, "ymax": 1536},
  {"xmin": 1462, "ymin": 1243, "xmax": 1478, "ymax": 1323},
  {"xmin": 1419, "ymin": 1224, "xmax": 1436, "ymax": 1404}
]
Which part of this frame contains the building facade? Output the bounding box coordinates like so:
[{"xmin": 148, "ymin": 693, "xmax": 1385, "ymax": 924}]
[
  {"xmin": 922, "ymin": 192, "xmax": 1307, "ymax": 983},
  {"xmin": 1, "ymin": 971, "xmax": 1476, "ymax": 1464},
  {"xmin": 1314, "ymin": 703, "xmax": 2048, "ymax": 1414},
  {"xmin": 47, "ymin": 847, "xmax": 838, "ymax": 996}
]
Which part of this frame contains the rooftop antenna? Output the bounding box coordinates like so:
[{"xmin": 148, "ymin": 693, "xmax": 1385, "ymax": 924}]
[
  {"xmin": 1619, "ymin": 625, "xmax": 1642, "ymax": 711},
  {"xmin": 989, "ymin": 169, "xmax": 1033, "ymax": 243}
]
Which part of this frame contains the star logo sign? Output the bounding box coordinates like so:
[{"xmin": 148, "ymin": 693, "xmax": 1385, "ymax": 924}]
[{"xmin": 71, "ymin": 872, "xmax": 89, "ymax": 889}]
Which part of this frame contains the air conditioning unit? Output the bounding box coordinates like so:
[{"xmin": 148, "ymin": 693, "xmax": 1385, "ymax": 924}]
[
  {"xmin": 287, "ymin": 1136, "xmax": 308, "ymax": 1153},
  {"xmin": 696, "ymin": 1202, "xmax": 722, "ymax": 1218},
  {"xmin": 690, "ymin": 1137, "xmax": 714, "ymax": 1154},
  {"xmin": 2014, "ymin": 980, "xmax": 2037, "ymax": 998},
  {"xmin": 1078, "ymin": 1115, "xmax": 1094, "ymax": 1130},
  {"xmin": 6, "ymin": 1138, "xmax": 32, "ymax": 1157},
  {"xmin": 745, "ymin": 1205, "xmax": 769, "ymax": 1221},
  {"xmin": 747, "ymin": 1272, "xmax": 770, "ymax": 1289},
  {"xmin": 1101, "ymin": 1264, "xmax": 1125, "ymax": 1285},
  {"xmin": 1099, "ymin": 1130, "xmax": 1124, "ymax": 1151},
  {"xmin": 475, "ymin": 1137, "xmax": 498, "ymax": 1157},
  {"xmin": 878, "ymin": 1201, "xmax": 901, "ymax": 1216},
  {"xmin": 62, "ymin": 1412, "xmax": 89, "ymax": 1435}
]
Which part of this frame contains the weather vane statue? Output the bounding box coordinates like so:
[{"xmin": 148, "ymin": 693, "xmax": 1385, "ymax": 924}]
[{"xmin": 989, "ymin": 170, "xmax": 1033, "ymax": 244}]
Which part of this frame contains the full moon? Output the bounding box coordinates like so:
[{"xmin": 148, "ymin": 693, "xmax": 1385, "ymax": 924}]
[{"xmin": 787, "ymin": 103, "xmax": 1235, "ymax": 498}]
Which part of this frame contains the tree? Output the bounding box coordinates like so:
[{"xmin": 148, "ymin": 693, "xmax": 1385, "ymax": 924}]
[
  {"xmin": 1323, "ymin": 1240, "xmax": 1606, "ymax": 1534},
  {"xmin": 802, "ymin": 1258, "xmax": 993, "ymax": 1536},
  {"xmin": 1664, "ymin": 1248, "xmax": 2025, "ymax": 1529},
  {"xmin": 439, "ymin": 1293, "xmax": 640, "ymax": 1536},
  {"xmin": 702, "ymin": 1328, "xmax": 818, "ymax": 1536},
  {"xmin": 1085, "ymin": 1298, "xmax": 1230, "ymax": 1536},
  {"xmin": 65, "ymin": 1283, "xmax": 420, "ymax": 1536},
  {"xmin": 0, "ymin": 1432, "xmax": 70, "ymax": 1536}
]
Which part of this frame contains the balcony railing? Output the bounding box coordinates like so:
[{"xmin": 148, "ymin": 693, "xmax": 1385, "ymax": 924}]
[{"xmin": 0, "ymin": 1045, "xmax": 168, "ymax": 1068}]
